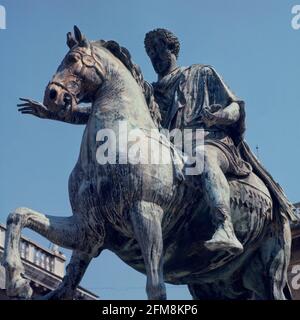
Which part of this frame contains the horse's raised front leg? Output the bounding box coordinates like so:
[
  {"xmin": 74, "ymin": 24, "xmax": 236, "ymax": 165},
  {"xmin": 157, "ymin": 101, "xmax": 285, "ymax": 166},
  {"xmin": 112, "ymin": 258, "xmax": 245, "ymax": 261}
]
[
  {"xmin": 130, "ymin": 201, "xmax": 166, "ymax": 300},
  {"xmin": 40, "ymin": 250, "xmax": 94, "ymax": 300},
  {"xmin": 3, "ymin": 207, "xmax": 87, "ymax": 299}
]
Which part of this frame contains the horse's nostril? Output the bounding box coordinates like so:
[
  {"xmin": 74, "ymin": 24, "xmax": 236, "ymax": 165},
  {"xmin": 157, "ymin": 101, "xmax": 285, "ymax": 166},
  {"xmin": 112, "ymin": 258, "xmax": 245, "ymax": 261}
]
[{"xmin": 49, "ymin": 88, "xmax": 57, "ymax": 100}]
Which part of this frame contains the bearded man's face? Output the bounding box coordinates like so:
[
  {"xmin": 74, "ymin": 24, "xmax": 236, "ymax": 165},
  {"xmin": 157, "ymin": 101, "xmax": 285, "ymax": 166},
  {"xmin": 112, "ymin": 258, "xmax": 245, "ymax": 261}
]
[{"xmin": 147, "ymin": 36, "xmax": 174, "ymax": 76}]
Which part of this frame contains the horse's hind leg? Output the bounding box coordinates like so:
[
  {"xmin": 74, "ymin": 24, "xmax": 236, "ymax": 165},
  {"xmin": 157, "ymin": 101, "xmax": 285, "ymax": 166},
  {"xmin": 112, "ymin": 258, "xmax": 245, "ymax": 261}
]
[
  {"xmin": 129, "ymin": 201, "xmax": 166, "ymax": 300},
  {"xmin": 3, "ymin": 207, "xmax": 87, "ymax": 299},
  {"xmin": 269, "ymin": 217, "xmax": 292, "ymax": 300},
  {"xmin": 243, "ymin": 217, "xmax": 292, "ymax": 300}
]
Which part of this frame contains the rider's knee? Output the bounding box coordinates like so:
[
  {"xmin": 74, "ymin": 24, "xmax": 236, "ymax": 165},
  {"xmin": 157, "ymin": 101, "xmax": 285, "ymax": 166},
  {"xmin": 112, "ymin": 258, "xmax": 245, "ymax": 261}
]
[
  {"xmin": 196, "ymin": 145, "xmax": 228, "ymax": 174},
  {"xmin": 201, "ymin": 148, "xmax": 218, "ymax": 171}
]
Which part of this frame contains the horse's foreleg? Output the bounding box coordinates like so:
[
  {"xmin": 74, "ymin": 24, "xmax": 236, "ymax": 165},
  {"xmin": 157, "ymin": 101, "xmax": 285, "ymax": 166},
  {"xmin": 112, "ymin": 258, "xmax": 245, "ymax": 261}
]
[
  {"xmin": 3, "ymin": 207, "xmax": 85, "ymax": 299},
  {"xmin": 130, "ymin": 201, "xmax": 166, "ymax": 300},
  {"xmin": 40, "ymin": 250, "xmax": 94, "ymax": 300}
]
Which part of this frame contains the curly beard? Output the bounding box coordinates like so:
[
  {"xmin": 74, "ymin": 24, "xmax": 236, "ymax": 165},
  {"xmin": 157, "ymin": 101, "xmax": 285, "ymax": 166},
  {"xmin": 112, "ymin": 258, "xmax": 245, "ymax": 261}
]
[{"xmin": 153, "ymin": 53, "xmax": 172, "ymax": 75}]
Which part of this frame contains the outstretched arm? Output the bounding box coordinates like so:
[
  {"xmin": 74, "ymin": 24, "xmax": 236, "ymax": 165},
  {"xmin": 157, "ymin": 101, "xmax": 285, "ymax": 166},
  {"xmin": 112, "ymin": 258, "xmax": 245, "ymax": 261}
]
[
  {"xmin": 17, "ymin": 98, "xmax": 91, "ymax": 125},
  {"xmin": 202, "ymin": 102, "xmax": 240, "ymax": 127}
]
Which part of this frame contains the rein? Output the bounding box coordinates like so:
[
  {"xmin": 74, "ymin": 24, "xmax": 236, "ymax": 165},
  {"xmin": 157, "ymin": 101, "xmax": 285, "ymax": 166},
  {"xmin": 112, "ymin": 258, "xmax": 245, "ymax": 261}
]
[{"xmin": 49, "ymin": 44, "xmax": 105, "ymax": 105}]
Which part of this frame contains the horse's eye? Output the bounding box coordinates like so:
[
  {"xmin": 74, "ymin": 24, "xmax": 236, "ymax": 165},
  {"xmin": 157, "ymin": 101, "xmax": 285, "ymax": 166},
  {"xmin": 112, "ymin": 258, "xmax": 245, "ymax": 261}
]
[
  {"xmin": 66, "ymin": 81, "xmax": 80, "ymax": 91},
  {"xmin": 67, "ymin": 54, "xmax": 79, "ymax": 63}
]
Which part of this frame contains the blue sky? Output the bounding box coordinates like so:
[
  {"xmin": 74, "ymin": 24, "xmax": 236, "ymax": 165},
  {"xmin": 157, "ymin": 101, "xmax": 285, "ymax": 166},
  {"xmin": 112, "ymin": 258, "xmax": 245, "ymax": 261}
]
[{"xmin": 0, "ymin": 0, "xmax": 299, "ymax": 299}]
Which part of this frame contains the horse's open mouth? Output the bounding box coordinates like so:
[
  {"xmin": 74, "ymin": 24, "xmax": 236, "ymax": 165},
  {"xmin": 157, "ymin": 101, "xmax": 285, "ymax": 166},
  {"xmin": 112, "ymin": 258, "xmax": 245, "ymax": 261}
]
[
  {"xmin": 58, "ymin": 100, "xmax": 72, "ymax": 117},
  {"xmin": 57, "ymin": 94, "xmax": 73, "ymax": 117}
]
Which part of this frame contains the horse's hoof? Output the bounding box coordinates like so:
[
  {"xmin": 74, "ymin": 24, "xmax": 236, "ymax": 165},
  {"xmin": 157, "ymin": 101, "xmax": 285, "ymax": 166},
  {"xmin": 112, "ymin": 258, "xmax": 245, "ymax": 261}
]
[
  {"xmin": 147, "ymin": 284, "xmax": 167, "ymax": 300},
  {"xmin": 7, "ymin": 277, "xmax": 33, "ymax": 299},
  {"xmin": 37, "ymin": 288, "xmax": 73, "ymax": 300}
]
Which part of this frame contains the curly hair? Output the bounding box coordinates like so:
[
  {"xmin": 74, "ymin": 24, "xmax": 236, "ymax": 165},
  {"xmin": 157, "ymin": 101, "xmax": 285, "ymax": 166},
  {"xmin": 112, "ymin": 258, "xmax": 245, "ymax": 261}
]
[{"xmin": 144, "ymin": 28, "xmax": 180, "ymax": 58}]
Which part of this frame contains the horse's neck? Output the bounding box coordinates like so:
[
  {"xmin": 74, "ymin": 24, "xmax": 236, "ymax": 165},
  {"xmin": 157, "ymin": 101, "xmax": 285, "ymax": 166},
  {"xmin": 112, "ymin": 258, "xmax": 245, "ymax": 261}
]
[
  {"xmin": 78, "ymin": 59, "xmax": 158, "ymax": 166},
  {"xmin": 91, "ymin": 67, "xmax": 155, "ymax": 131}
]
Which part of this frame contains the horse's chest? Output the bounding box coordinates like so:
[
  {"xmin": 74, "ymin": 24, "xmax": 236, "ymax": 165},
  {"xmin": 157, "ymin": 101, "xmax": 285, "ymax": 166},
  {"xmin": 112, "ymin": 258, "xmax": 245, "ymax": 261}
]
[{"xmin": 69, "ymin": 161, "xmax": 134, "ymax": 233}]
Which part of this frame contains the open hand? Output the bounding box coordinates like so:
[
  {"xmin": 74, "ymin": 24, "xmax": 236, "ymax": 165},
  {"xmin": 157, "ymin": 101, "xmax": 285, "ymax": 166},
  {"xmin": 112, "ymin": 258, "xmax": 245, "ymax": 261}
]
[{"xmin": 17, "ymin": 98, "xmax": 51, "ymax": 119}]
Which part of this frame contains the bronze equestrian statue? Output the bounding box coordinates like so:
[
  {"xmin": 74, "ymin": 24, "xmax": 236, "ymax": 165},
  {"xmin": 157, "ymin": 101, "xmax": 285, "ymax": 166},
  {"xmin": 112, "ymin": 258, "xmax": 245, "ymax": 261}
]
[{"xmin": 3, "ymin": 26, "xmax": 297, "ymax": 300}]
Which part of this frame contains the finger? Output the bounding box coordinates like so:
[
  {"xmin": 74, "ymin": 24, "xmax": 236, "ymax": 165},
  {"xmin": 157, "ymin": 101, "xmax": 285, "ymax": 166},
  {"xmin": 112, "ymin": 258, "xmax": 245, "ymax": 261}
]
[
  {"xmin": 204, "ymin": 110, "xmax": 213, "ymax": 116},
  {"xmin": 17, "ymin": 103, "xmax": 32, "ymax": 107},
  {"xmin": 18, "ymin": 107, "xmax": 34, "ymax": 112},
  {"xmin": 19, "ymin": 97, "xmax": 41, "ymax": 105},
  {"xmin": 20, "ymin": 111, "xmax": 37, "ymax": 116},
  {"xmin": 17, "ymin": 102, "xmax": 41, "ymax": 109},
  {"xmin": 18, "ymin": 103, "xmax": 37, "ymax": 108},
  {"xmin": 18, "ymin": 106, "xmax": 37, "ymax": 112},
  {"xmin": 19, "ymin": 98, "xmax": 33, "ymax": 103}
]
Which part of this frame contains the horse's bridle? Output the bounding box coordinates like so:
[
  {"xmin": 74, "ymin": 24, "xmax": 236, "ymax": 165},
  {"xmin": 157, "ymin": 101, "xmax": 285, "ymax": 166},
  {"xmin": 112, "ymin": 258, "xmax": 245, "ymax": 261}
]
[{"xmin": 49, "ymin": 45, "xmax": 105, "ymax": 105}]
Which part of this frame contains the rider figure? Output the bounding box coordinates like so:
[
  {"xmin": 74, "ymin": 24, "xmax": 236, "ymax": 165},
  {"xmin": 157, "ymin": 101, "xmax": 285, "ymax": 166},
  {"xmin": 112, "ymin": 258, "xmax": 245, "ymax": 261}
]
[{"xmin": 144, "ymin": 28, "xmax": 253, "ymax": 254}]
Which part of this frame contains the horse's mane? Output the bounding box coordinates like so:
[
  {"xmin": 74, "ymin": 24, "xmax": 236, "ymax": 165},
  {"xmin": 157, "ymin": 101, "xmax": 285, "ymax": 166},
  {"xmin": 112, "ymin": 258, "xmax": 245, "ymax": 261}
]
[{"xmin": 92, "ymin": 40, "xmax": 162, "ymax": 128}]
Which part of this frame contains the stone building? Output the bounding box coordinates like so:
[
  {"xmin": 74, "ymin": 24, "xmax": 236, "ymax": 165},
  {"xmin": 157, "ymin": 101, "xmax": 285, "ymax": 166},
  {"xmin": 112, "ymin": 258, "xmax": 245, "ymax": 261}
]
[{"xmin": 0, "ymin": 223, "xmax": 98, "ymax": 300}]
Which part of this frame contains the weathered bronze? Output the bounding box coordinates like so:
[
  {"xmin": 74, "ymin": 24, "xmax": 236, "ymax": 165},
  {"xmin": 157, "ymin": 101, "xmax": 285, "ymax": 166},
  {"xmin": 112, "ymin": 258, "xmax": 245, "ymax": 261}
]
[{"xmin": 3, "ymin": 26, "xmax": 297, "ymax": 300}]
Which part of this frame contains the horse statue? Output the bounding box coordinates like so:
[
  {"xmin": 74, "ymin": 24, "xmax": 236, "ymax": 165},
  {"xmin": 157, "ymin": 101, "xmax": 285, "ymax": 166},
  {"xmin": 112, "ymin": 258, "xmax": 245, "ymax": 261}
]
[{"xmin": 3, "ymin": 26, "xmax": 293, "ymax": 300}]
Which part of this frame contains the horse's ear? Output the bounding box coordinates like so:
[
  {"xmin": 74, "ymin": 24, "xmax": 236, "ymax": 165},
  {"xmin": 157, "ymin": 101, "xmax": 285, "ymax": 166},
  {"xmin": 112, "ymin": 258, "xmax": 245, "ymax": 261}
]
[
  {"xmin": 73, "ymin": 25, "xmax": 89, "ymax": 47},
  {"xmin": 66, "ymin": 32, "xmax": 77, "ymax": 49}
]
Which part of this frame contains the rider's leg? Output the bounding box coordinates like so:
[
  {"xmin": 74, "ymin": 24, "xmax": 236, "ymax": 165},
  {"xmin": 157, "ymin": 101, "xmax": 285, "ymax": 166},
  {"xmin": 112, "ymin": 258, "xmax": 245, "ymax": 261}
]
[{"xmin": 199, "ymin": 145, "xmax": 243, "ymax": 254}]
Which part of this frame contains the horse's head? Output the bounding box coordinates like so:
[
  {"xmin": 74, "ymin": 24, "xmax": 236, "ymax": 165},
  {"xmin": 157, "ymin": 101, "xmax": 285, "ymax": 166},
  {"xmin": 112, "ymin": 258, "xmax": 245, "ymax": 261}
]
[
  {"xmin": 43, "ymin": 26, "xmax": 161, "ymax": 127},
  {"xmin": 43, "ymin": 26, "xmax": 104, "ymax": 116}
]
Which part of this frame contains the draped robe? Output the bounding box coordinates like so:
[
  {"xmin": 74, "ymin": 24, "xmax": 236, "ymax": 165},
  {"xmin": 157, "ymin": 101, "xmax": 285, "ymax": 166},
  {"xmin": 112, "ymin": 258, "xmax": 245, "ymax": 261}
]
[{"xmin": 152, "ymin": 64, "xmax": 297, "ymax": 221}]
